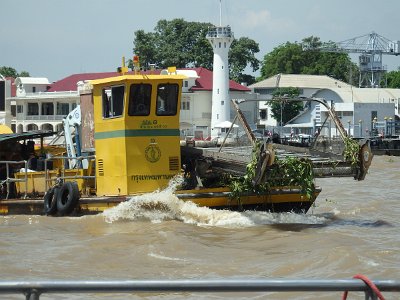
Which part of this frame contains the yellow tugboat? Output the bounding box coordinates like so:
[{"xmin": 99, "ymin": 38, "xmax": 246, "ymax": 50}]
[{"xmin": 0, "ymin": 59, "xmax": 373, "ymax": 216}]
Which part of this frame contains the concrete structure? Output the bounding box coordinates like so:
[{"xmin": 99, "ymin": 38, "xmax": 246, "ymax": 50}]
[
  {"xmin": 250, "ymin": 74, "xmax": 400, "ymax": 137},
  {"xmin": 206, "ymin": 25, "xmax": 234, "ymax": 136}
]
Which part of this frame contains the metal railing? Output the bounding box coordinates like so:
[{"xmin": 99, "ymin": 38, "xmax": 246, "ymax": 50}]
[
  {"xmin": 0, "ymin": 279, "xmax": 398, "ymax": 299},
  {"xmin": 21, "ymin": 91, "xmax": 78, "ymax": 97},
  {"xmin": 44, "ymin": 155, "xmax": 96, "ymax": 192},
  {"xmin": 207, "ymin": 26, "xmax": 233, "ymax": 38},
  {"xmin": 0, "ymin": 160, "xmax": 28, "ymax": 199},
  {"xmin": 22, "ymin": 115, "xmax": 65, "ymax": 121},
  {"xmin": 1, "ymin": 155, "xmax": 96, "ymax": 198}
]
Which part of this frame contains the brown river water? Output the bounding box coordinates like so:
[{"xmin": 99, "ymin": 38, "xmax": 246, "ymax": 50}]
[{"xmin": 0, "ymin": 155, "xmax": 399, "ymax": 299}]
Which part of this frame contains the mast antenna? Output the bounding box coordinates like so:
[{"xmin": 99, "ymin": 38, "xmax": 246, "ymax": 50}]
[{"xmin": 219, "ymin": 0, "xmax": 222, "ymax": 26}]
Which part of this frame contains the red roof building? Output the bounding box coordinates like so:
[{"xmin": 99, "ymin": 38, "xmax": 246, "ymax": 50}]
[
  {"xmin": 47, "ymin": 72, "xmax": 118, "ymax": 92},
  {"xmin": 47, "ymin": 68, "xmax": 250, "ymax": 93}
]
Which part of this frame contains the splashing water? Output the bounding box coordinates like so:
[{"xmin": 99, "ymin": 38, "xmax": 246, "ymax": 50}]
[{"xmin": 102, "ymin": 176, "xmax": 328, "ymax": 228}]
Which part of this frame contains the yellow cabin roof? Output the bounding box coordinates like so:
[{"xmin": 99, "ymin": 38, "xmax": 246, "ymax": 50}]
[{"xmin": 89, "ymin": 74, "xmax": 187, "ymax": 86}]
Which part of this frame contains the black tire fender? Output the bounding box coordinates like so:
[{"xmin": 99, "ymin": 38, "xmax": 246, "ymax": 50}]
[
  {"xmin": 57, "ymin": 181, "xmax": 80, "ymax": 215},
  {"xmin": 43, "ymin": 187, "xmax": 59, "ymax": 215}
]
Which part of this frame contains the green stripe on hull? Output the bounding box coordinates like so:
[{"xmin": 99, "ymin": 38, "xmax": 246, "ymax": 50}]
[{"xmin": 95, "ymin": 129, "xmax": 180, "ymax": 140}]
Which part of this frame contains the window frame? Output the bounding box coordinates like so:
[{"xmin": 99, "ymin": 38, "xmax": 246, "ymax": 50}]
[
  {"xmin": 128, "ymin": 83, "xmax": 152, "ymax": 116},
  {"xmin": 102, "ymin": 85, "xmax": 125, "ymax": 119},
  {"xmin": 156, "ymin": 83, "xmax": 179, "ymax": 116}
]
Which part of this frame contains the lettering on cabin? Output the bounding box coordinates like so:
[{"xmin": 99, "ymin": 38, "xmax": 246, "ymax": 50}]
[
  {"xmin": 131, "ymin": 174, "xmax": 175, "ymax": 183},
  {"xmin": 139, "ymin": 119, "xmax": 168, "ymax": 129}
]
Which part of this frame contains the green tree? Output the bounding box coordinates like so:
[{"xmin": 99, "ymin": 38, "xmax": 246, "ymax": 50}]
[
  {"xmin": 229, "ymin": 37, "xmax": 260, "ymax": 84},
  {"xmin": 0, "ymin": 66, "xmax": 30, "ymax": 78},
  {"xmin": 130, "ymin": 30, "xmax": 158, "ymax": 70},
  {"xmin": 132, "ymin": 19, "xmax": 213, "ymax": 70},
  {"xmin": 132, "ymin": 19, "xmax": 259, "ymax": 83},
  {"xmin": 260, "ymin": 42, "xmax": 303, "ymax": 77},
  {"xmin": 0, "ymin": 66, "xmax": 18, "ymax": 78},
  {"xmin": 19, "ymin": 71, "xmax": 30, "ymax": 77},
  {"xmin": 260, "ymin": 36, "xmax": 358, "ymax": 84},
  {"xmin": 385, "ymin": 70, "xmax": 400, "ymax": 88},
  {"xmin": 268, "ymin": 87, "xmax": 303, "ymax": 125}
]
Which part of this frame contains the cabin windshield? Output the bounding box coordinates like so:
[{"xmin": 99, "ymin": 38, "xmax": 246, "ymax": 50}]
[
  {"xmin": 128, "ymin": 83, "xmax": 151, "ymax": 116},
  {"xmin": 156, "ymin": 83, "xmax": 179, "ymax": 116},
  {"xmin": 102, "ymin": 85, "xmax": 124, "ymax": 118}
]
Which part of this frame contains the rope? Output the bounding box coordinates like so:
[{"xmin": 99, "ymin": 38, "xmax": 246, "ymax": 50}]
[{"xmin": 342, "ymin": 274, "xmax": 385, "ymax": 300}]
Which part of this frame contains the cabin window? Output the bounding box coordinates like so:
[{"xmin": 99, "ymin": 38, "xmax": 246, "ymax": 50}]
[
  {"xmin": 128, "ymin": 83, "xmax": 151, "ymax": 116},
  {"xmin": 156, "ymin": 83, "xmax": 179, "ymax": 116},
  {"xmin": 102, "ymin": 85, "xmax": 124, "ymax": 118}
]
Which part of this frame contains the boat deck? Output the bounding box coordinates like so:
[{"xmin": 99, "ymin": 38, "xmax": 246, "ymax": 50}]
[{"xmin": 182, "ymin": 144, "xmax": 357, "ymax": 178}]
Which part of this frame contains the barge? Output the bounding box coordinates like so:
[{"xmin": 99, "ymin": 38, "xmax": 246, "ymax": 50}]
[{"xmin": 0, "ymin": 60, "xmax": 373, "ymax": 216}]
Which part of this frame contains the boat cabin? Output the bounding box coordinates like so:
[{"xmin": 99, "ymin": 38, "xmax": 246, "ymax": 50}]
[{"xmin": 82, "ymin": 73, "xmax": 187, "ymax": 196}]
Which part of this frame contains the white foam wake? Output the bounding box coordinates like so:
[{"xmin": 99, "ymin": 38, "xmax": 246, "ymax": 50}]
[{"xmin": 102, "ymin": 176, "xmax": 327, "ymax": 227}]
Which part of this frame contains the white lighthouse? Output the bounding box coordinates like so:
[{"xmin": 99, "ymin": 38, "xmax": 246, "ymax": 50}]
[{"xmin": 206, "ymin": 5, "xmax": 234, "ymax": 137}]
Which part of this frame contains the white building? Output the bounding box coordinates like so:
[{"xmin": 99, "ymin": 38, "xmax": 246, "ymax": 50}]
[
  {"xmin": 9, "ymin": 77, "xmax": 79, "ymax": 134},
  {"xmin": 14, "ymin": 77, "xmax": 50, "ymax": 97},
  {"xmin": 250, "ymin": 74, "xmax": 400, "ymax": 137}
]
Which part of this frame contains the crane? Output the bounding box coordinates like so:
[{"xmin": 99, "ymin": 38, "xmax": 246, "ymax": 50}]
[
  {"xmin": 63, "ymin": 105, "xmax": 82, "ymax": 169},
  {"xmin": 319, "ymin": 32, "xmax": 400, "ymax": 88}
]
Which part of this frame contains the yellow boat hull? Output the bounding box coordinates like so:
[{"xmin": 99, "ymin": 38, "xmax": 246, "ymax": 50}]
[{"xmin": 0, "ymin": 186, "xmax": 320, "ymax": 216}]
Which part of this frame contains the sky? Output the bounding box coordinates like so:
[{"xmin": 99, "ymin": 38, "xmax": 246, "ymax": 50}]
[{"xmin": 1, "ymin": 0, "xmax": 400, "ymax": 82}]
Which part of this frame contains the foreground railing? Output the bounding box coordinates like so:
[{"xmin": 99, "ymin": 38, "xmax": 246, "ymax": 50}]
[
  {"xmin": 0, "ymin": 155, "xmax": 96, "ymax": 199},
  {"xmin": 0, "ymin": 279, "xmax": 398, "ymax": 299},
  {"xmin": 44, "ymin": 155, "xmax": 96, "ymax": 192},
  {"xmin": 0, "ymin": 160, "xmax": 28, "ymax": 199}
]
